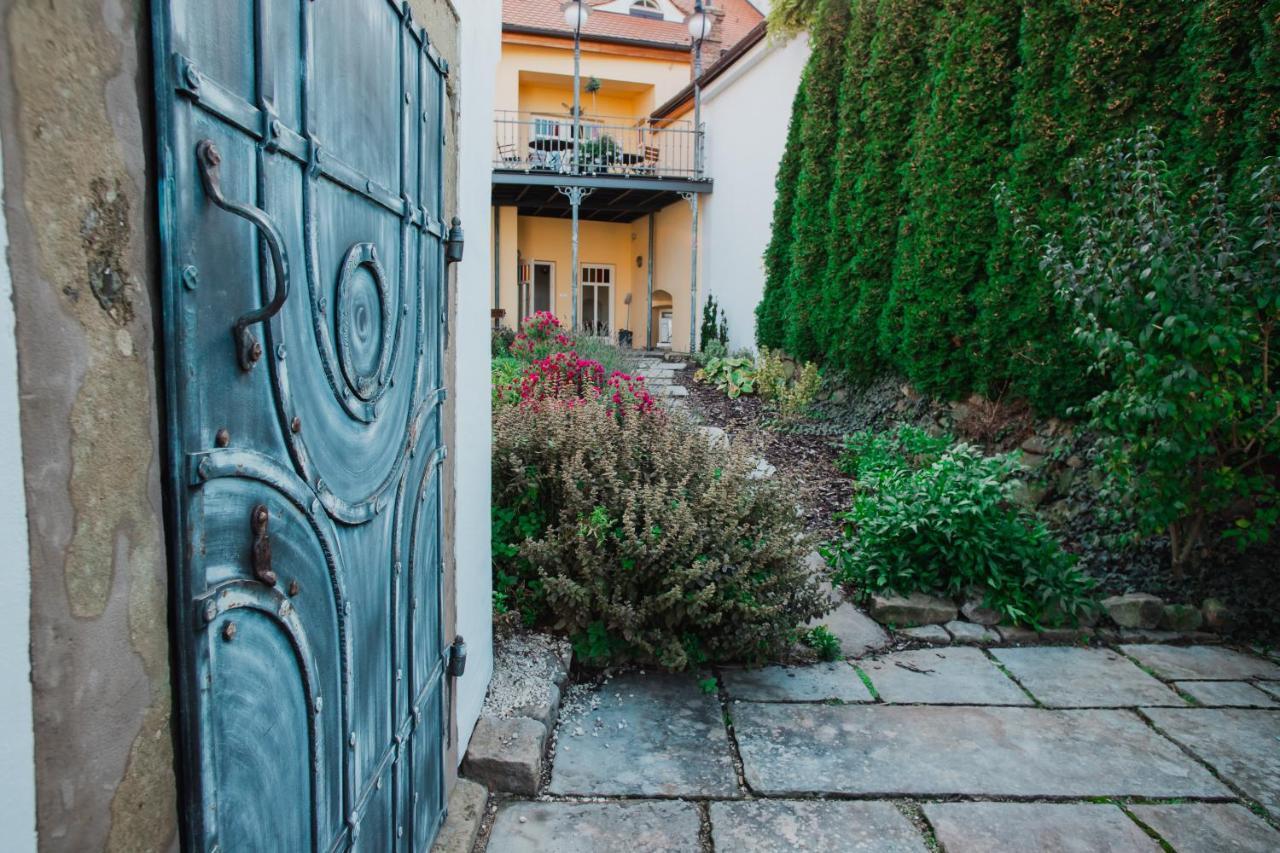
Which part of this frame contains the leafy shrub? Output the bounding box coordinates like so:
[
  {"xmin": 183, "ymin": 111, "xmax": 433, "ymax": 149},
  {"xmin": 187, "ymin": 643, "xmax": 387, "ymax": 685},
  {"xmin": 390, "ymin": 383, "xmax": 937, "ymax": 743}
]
[
  {"xmin": 491, "ymin": 326, "xmax": 517, "ymax": 358},
  {"xmin": 492, "ymin": 400, "xmax": 828, "ymax": 669},
  {"xmin": 509, "ymin": 311, "xmax": 573, "ymax": 360},
  {"xmin": 566, "ymin": 331, "xmax": 633, "ymax": 378},
  {"xmin": 491, "ymin": 355, "xmax": 524, "ymax": 406},
  {"xmin": 824, "ymin": 426, "xmax": 1096, "ymax": 627},
  {"xmin": 1012, "ymin": 129, "xmax": 1280, "ymax": 574},
  {"xmin": 800, "ymin": 625, "xmax": 841, "ymax": 662},
  {"xmin": 696, "ymin": 355, "xmax": 758, "ymax": 398},
  {"xmin": 757, "ymin": 348, "xmax": 821, "ymax": 423},
  {"xmin": 694, "ymin": 337, "xmax": 728, "ymax": 368},
  {"xmin": 699, "ymin": 294, "xmax": 729, "ymax": 352}
]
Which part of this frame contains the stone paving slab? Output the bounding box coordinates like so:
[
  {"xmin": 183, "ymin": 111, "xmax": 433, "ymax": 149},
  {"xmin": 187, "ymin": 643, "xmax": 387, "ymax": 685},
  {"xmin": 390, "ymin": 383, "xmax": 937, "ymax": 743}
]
[
  {"xmin": 1122, "ymin": 644, "xmax": 1280, "ymax": 681},
  {"xmin": 808, "ymin": 601, "xmax": 891, "ymax": 659},
  {"xmin": 1176, "ymin": 680, "xmax": 1279, "ymax": 708},
  {"xmin": 924, "ymin": 802, "xmax": 1159, "ymax": 852},
  {"xmin": 1129, "ymin": 802, "xmax": 1280, "ymax": 853},
  {"xmin": 430, "ymin": 779, "xmax": 487, "ymax": 853},
  {"xmin": 733, "ymin": 703, "xmax": 1230, "ymax": 798},
  {"xmin": 709, "ymin": 800, "xmax": 927, "ymax": 852},
  {"xmin": 548, "ymin": 673, "xmax": 739, "ymax": 797},
  {"xmin": 1142, "ymin": 707, "xmax": 1280, "ymax": 814},
  {"xmin": 488, "ymin": 801, "xmax": 701, "ymax": 853},
  {"xmin": 721, "ymin": 662, "xmax": 874, "ymax": 703},
  {"xmin": 860, "ymin": 647, "xmax": 1032, "ymax": 705},
  {"xmin": 992, "ymin": 646, "xmax": 1183, "ymax": 707}
]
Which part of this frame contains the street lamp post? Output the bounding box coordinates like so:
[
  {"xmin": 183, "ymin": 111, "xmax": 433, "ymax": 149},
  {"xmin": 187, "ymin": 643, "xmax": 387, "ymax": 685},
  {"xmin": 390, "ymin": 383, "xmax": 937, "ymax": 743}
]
[
  {"xmin": 562, "ymin": 0, "xmax": 590, "ymax": 331},
  {"xmin": 685, "ymin": 3, "xmax": 710, "ymax": 353}
]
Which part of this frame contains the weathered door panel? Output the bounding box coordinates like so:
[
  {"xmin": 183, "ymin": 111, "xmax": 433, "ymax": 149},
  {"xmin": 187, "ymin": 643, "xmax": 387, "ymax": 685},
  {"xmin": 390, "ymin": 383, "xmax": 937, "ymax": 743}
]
[{"xmin": 152, "ymin": 0, "xmax": 450, "ymax": 849}]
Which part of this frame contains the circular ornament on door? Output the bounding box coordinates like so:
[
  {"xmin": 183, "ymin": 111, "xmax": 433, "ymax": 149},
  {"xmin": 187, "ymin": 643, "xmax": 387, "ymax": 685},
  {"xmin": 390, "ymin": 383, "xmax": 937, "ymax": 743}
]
[{"xmin": 335, "ymin": 242, "xmax": 393, "ymax": 402}]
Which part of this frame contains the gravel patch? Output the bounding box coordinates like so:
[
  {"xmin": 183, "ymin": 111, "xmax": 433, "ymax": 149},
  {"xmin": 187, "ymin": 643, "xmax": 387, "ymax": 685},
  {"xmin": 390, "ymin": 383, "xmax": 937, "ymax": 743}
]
[{"xmin": 482, "ymin": 630, "xmax": 572, "ymax": 720}]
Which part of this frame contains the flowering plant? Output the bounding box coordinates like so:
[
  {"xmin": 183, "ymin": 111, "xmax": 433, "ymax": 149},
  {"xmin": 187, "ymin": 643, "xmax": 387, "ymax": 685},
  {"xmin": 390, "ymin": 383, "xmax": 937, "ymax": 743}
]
[
  {"xmin": 512, "ymin": 351, "xmax": 656, "ymax": 416},
  {"xmin": 509, "ymin": 311, "xmax": 574, "ymax": 360}
]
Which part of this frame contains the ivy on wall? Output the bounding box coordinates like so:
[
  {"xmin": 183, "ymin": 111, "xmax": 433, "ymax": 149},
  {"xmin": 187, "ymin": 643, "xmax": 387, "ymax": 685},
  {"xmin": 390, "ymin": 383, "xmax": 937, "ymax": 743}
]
[{"xmin": 758, "ymin": 0, "xmax": 1280, "ymax": 413}]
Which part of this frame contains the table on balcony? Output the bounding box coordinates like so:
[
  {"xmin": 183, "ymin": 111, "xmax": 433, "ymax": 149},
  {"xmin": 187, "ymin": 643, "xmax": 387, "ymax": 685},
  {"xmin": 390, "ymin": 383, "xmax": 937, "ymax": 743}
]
[{"xmin": 527, "ymin": 139, "xmax": 648, "ymax": 175}]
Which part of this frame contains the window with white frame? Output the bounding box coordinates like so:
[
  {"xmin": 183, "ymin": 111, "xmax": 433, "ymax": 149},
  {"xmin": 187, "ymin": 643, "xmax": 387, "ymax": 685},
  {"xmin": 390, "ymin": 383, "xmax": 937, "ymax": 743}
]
[
  {"xmin": 580, "ymin": 264, "xmax": 613, "ymax": 337},
  {"xmin": 630, "ymin": 0, "xmax": 663, "ymax": 18}
]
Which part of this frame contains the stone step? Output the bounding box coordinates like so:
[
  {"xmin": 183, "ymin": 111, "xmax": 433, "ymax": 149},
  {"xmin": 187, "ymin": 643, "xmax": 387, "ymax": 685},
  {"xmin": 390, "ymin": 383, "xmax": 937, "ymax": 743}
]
[{"xmin": 460, "ymin": 716, "xmax": 545, "ymax": 796}]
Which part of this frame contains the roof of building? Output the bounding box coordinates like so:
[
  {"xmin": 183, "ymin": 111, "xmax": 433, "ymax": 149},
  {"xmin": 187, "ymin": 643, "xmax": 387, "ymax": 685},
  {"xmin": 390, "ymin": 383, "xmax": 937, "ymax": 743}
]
[{"xmin": 502, "ymin": 0, "xmax": 764, "ymax": 54}]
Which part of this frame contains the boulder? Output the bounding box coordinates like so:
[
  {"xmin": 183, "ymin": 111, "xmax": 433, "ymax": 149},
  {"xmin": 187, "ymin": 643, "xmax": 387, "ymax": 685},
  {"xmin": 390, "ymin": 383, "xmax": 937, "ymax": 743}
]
[
  {"xmin": 1159, "ymin": 604, "xmax": 1204, "ymax": 633},
  {"xmin": 961, "ymin": 597, "xmax": 1003, "ymax": 627},
  {"xmin": 461, "ymin": 716, "xmax": 546, "ymax": 795},
  {"xmin": 1101, "ymin": 593, "xmax": 1165, "ymax": 629},
  {"xmin": 946, "ymin": 621, "xmax": 999, "ymax": 645},
  {"xmin": 1201, "ymin": 598, "xmax": 1233, "ymax": 633},
  {"xmin": 869, "ymin": 592, "xmax": 957, "ymax": 627}
]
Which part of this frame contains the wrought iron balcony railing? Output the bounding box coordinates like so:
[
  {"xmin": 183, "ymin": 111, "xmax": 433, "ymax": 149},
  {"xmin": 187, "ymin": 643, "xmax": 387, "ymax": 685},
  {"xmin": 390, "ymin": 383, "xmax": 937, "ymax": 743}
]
[{"xmin": 493, "ymin": 111, "xmax": 705, "ymax": 181}]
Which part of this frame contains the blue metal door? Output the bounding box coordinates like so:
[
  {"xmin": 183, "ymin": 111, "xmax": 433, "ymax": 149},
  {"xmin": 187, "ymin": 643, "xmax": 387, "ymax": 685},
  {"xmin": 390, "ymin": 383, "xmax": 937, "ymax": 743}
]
[{"xmin": 151, "ymin": 2, "xmax": 450, "ymax": 850}]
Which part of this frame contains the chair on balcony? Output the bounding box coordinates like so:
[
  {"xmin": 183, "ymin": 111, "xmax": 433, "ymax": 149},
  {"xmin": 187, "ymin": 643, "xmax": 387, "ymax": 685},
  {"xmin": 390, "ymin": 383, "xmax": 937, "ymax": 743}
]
[
  {"xmin": 636, "ymin": 145, "xmax": 661, "ymax": 176},
  {"xmin": 496, "ymin": 142, "xmax": 524, "ymax": 170}
]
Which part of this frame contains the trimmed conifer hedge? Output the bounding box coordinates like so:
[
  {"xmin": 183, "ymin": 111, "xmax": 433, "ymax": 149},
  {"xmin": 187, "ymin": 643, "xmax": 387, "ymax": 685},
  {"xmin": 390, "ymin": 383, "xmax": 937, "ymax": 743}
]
[{"xmin": 758, "ymin": 0, "xmax": 1279, "ymax": 413}]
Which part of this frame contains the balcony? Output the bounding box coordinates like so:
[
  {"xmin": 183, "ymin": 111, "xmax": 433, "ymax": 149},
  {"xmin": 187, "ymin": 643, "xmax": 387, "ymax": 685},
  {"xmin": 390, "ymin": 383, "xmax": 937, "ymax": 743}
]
[{"xmin": 491, "ymin": 110, "xmax": 712, "ymax": 222}]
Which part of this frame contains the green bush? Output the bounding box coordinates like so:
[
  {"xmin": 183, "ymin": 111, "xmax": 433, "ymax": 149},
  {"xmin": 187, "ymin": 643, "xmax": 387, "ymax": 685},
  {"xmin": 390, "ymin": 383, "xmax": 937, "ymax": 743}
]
[
  {"xmin": 757, "ymin": 68, "xmax": 809, "ymax": 349},
  {"xmin": 696, "ymin": 355, "xmax": 758, "ymax": 398},
  {"xmin": 826, "ymin": 0, "xmax": 942, "ymax": 381},
  {"xmin": 1014, "ymin": 129, "xmax": 1280, "ymax": 575},
  {"xmin": 492, "ymin": 326, "xmax": 517, "ymax": 358},
  {"xmin": 800, "ymin": 625, "xmax": 842, "ymax": 662},
  {"xmin": 779, "ymin": 0, "xmax": 855, "ymax": 362},
  {"xmin": 491, "ymin": 355, "xmax": 524, "ymax": 406},
  {"xmin": 699, "ymin": 294, "xmax": 729, "ymax": 352},
  {"xmin": 758, "ymin": 1, "xmax": 1276, "ymax": 414},
  {"xmin": 823, "ymin": 426, "xmax": 1096, "ymax": 627},
  {"xmin": 493, "ymin": 400, "xmax": 827, "ymax": 669},
  {"xmin": 882, "ymin": 0, "xmax": 1021, "ymax": 396}
]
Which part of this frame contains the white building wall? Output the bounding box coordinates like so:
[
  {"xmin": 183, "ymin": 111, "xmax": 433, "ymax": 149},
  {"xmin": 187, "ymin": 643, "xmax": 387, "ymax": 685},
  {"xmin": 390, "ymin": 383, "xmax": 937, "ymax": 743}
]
[
  {"xmin": 0, "ymin": 112, "xmax": 38, "ymax": 853},
  {"xmin": 701, "ymin": 32, "xmax": 809, "ymax": 352},
  {"xmin": 454, "ymin": 0, "xmax": 501, "ymax": 757}
]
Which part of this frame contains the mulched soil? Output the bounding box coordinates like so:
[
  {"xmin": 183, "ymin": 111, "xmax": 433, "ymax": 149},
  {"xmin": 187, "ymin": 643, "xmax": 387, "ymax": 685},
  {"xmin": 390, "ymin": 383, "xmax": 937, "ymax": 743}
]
[
  {"xmin": 683, "ymin": 373, "xmax": 853, "ymax": 537},
  {"xmin": 681, "ymin": 367, "xmax": 1280, "ymax": 644}
]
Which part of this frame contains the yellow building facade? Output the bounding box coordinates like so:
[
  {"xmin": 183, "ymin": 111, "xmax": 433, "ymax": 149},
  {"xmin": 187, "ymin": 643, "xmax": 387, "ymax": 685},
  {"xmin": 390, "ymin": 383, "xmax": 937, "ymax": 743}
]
[{"xmin": 490, "ymin": 4, "xmax": 725, "ymax": 353}]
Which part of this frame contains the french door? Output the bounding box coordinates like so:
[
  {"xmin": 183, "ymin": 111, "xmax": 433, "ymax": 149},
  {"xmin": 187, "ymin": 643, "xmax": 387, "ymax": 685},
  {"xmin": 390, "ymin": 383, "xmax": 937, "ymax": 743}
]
[{"xmin": 580, "ymin": 264, "xmax": 613, "ymax": 337}]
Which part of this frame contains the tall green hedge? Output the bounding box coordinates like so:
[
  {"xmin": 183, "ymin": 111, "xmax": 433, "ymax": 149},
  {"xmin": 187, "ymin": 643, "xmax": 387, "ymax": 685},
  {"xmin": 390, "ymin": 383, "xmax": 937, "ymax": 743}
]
[
  {"xmin": 814, "ymin": 0, "xmax": 880, "ymax": 359},
  {"xmin": 758, "ymin": 0, "xmax": 1276, "ymax": 413},
  {"xmin": 780, "ymin": 0, "xmax": 854, "ymax": 362},
  {"xmin": 757, "ymin": 68, "xmax": 809, "ymax": 349}
]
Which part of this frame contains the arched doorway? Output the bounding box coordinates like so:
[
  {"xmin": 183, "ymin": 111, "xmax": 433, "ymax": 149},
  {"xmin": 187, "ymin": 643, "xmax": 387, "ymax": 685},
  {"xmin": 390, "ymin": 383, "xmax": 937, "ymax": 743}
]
[{"xmin": 650, "ymin": 289, "xmax": 673, "ymax": 349}]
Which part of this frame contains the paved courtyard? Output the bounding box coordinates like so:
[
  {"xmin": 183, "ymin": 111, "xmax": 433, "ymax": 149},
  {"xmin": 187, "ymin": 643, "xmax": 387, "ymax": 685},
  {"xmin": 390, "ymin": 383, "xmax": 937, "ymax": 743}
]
[{"xmin": 482, "ymin": 644, "xmax": 1280, "ymax": 852}]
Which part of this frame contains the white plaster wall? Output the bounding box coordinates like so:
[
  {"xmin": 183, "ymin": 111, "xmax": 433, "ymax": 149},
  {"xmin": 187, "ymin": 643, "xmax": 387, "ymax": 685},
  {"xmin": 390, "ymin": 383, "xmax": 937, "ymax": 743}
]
[
  {"xmin": 0, "ymin": 118, "xmax": 38, "ymax": 853},
  {"xmin": 701, "ymin": 31, "xmax": 809, "ymax": 352},
  {"xmin": 454, "ymin": 0, "xmax": 500, "ymax": 757}
]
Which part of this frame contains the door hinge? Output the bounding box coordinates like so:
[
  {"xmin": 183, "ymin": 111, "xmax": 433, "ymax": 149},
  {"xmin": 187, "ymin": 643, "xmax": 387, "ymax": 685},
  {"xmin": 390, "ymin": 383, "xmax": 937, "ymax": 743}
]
[
  {"xmin": 446, "ymin": 634, "xmax": 467, "ymax": 678},
  {"xmin": 445, "ymin": 217, "xmax": 464, "ymax": 265},
  {"xmin": 251, "ymin": 504, "xmax": 277, "ymax": 587}
]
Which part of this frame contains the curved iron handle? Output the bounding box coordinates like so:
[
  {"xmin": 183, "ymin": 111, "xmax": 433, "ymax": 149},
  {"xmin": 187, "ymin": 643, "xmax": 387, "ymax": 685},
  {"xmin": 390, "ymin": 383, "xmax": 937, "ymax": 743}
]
[{"xmin": 196, "ymin": 139, "xmax": 291, "ymax": 370}]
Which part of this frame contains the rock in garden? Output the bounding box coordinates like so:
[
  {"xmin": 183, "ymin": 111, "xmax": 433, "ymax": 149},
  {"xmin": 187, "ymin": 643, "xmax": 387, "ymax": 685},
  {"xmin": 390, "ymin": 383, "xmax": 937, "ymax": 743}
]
[
  {"xmin": 961, "ymin": 597, "xmax": 1002, "ymax": 627},
  {"xmin": 946, "ymin": 621, "xmax": 999, "ymax": 645},
  {"xmin": 1159, "ymin": 604, "xmax": 1204, "ymax": 633},
  {"xmin": 1201, "ymin": 598, "xmax": 1233, "ymax": 633},
  {"xmin": 698, "ymin": 425, "xmax": 729, "ymax": 448},
  {"xmin": 461, "ymin": 716, "xmax": 545, "ymax": 795},
  {"xmin": 1101, "ymin": 593, "xmax": 1164, "ymax": 629},
  {"xmin": 870, "ymin": 592, "xmax": 957, "ymax": 627},
  {"xmin": 900, "ymin": 625, "xmax": 950, "ymax": 644}
]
